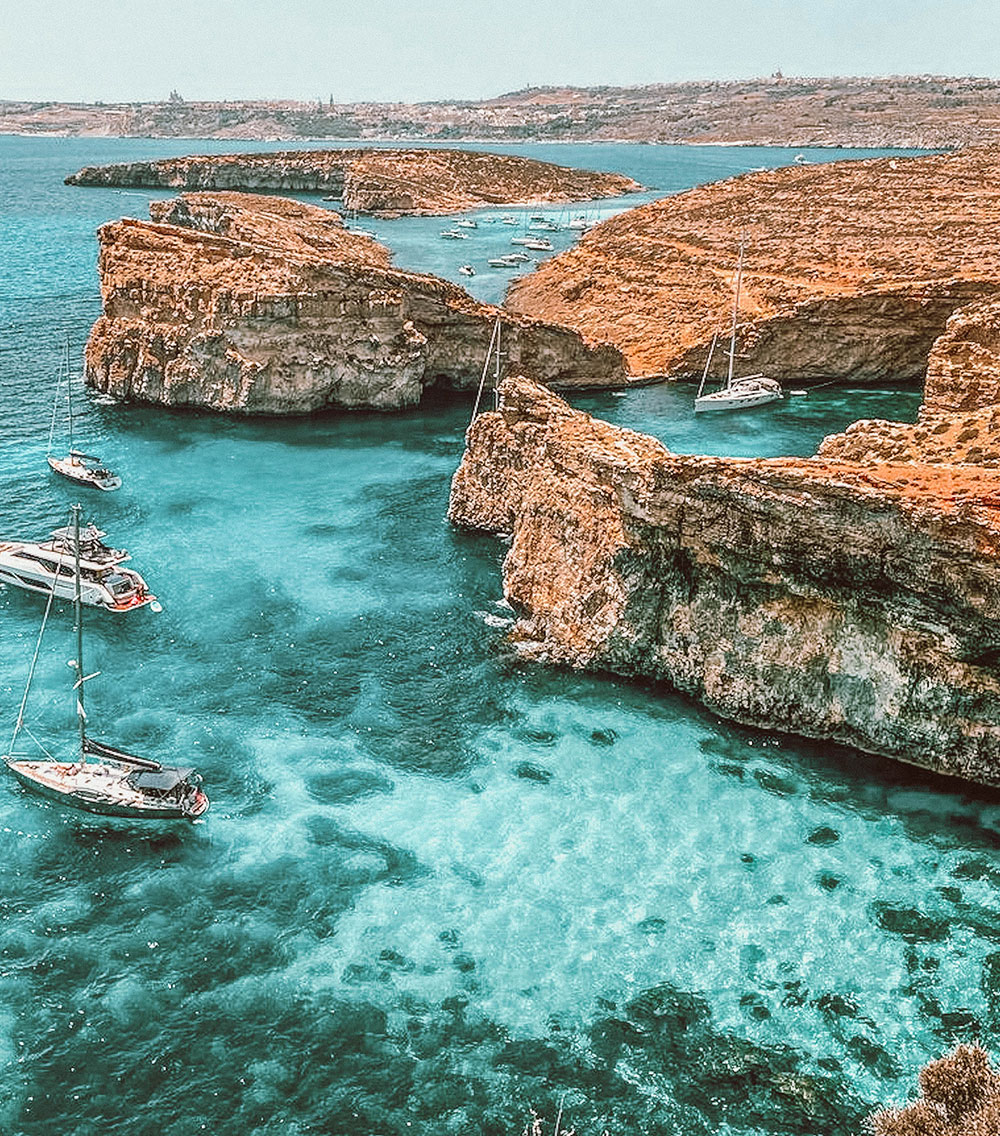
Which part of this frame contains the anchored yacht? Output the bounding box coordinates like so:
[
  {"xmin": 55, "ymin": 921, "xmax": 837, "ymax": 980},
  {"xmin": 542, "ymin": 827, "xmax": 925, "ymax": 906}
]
[
  {"xmin": 694, "ymin": 238, "xmax": 783, "ymax": 413},
  {"xmin": 3, "ymin": 505, "xmax": 206, "ymax": 820},
  {"xmin": 0, "ymin": 522, "xmax": 155, "ymax": 611}
]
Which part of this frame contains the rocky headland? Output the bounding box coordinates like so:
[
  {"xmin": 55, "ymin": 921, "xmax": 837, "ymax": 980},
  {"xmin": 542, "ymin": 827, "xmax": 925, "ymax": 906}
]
[
  {"xmin": 84, "ymin": 192, "xmax": 625, "ymax": 413},
  {"xmin": 507, "ymin": 147, "xmax": 1000, "ymax": 381},
  {"xmin": 448, "ymin": 357, "xmax": 1000, "ymax": 784},
  {"xmin": 66, "ymin": 149, "xmax": 641, "ymax": 215},
  {"xmin": 8, "ymin": 76, "xmax": 1000, "ymax": 146}
]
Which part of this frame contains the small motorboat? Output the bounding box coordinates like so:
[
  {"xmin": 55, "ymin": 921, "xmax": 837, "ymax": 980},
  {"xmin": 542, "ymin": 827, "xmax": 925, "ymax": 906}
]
[
  {"xmin": 0, "ymin": 521, "xmax": 155, "ymax": 611},
  {"xmin": 529, "ymin": 219, "xmax": 560, "ymax": 232},
  {"xmin": 440, "ymin": 229, "xmax": 468, "ymax": 240},
  {"xmin": 455, "ymin": 219, "xmax": 479, "ymax": 229},
  {"xmin": 501, "ymin": 215, "xmax": 519, "ymax": 225},
  {"xmin": 458, "ymin": 264, "xmax": 476, "ymax": 276},
  {"xmin": 3, "ymin": 506, "xmax": 208, "ymax": 821},
  {"xmin": 567, "ymin": 216, "xmax": 590, "ymax": 231},
  {"xmin": 488, "ymin": 252, "xmax": 533, "ymax": 268},
  {"xmin": 521, "ymin": 238, "xmax": 553, "ymax": 251}
]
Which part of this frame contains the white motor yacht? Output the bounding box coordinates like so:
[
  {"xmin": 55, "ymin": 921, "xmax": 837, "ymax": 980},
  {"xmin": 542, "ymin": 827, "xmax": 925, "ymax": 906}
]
[{"xmin": 0, "ymin": 522, "xmax": 156, "ymax": 611}]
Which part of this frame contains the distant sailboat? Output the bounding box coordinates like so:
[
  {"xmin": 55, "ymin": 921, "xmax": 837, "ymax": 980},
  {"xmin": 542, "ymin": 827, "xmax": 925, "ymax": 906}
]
[
  {"xmin": 3, "ymin": 506, "xmax": 209, "ymax": 820},
  {"xmin": 47, "ymin": 343, "xmax": 121, "ymax": 491},
  {"xmin": 694, "ymin": 239, "xmax": 783, "ymax": 413}
]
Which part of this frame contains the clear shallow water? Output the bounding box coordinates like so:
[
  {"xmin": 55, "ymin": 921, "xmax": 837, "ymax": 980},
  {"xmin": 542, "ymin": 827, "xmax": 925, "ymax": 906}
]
[{"xmin": 0, "ymin": 138, "xmax": 996, "ymax": 1136}]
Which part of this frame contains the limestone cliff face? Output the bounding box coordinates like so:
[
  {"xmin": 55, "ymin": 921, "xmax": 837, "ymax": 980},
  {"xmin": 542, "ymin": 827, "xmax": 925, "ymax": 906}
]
[
  {"xmin": 84, "ymin": 193, "xmax": 625, "ymax": 413},
  {"xmin": 819, "ymin": 293, "xmax": 1000, "ymax": 467},
  {"xmin": 449, "ymin": 376, "xmax": 1000, "ymax": 785},
  {"xmin": 507, "ymin": 148, "xmax": 1000, "ymax": 382},
  {"xmin": 66, "ymin": 149, "xmax": 642, "ymax": 215}
]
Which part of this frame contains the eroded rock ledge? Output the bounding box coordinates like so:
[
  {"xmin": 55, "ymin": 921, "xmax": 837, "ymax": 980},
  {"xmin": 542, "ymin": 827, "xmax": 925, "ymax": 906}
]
[
  {"xmin": 84, "ymin": 193, "xmax": 625, "ymax": 413},
  {"xmin": 449, "ymin": 374, "xmax": 1000, "ymax": 785},
  {"xmin": 507, "ymin": 148, "xmax": 1000, "ymax": 381},
  {"xmin": 66, "ymin": 149, "xmax": 641, "ymax": 215}
]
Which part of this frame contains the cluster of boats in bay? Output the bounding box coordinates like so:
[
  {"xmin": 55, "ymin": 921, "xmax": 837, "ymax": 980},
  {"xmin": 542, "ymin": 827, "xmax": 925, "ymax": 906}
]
[
  {"xmin": 0, "ymin": 229, "xmax": 792, "ymax": 826},
  {"xmin": 1, "ymin": 364, "xmax": 210, "ymax": 822},
  {"xmin": 439, "ymin": 210, "xmax": 593, "ymax": 278}
]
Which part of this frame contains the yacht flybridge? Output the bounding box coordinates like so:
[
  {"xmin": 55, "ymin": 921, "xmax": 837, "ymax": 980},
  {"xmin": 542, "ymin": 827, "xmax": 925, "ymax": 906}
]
[
  {"xmin": 0, "ymin": 521, "xmax": 155, "ymax": 611},
  {"xmin": 3, "ymin": 506, "xmax": 207, "ymax": 820}
]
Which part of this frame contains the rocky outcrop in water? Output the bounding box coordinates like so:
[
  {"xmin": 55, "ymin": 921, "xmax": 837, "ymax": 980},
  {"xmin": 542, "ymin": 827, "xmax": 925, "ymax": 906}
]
[
  {"xmin": 66, "ymin": 149, "xmax": 641, "ymax": 215},
  {"xmin": 507, "ymin": 148, "xmax": 1000, "ymax": 381},
  {"xmin": 819, "ymin": 293, "xmax": 1000, "ymax": 467},
  {"xmin": 83, "ymin": 193, "xmax": 626, "ymax": 413},
  {"xmin": 449, "ymin": 374, "xmax": 1000, "ymax": 786},
  {"xmin": 872, "ymin": 1045, "xmax": 1000, "ymax": 1134}
]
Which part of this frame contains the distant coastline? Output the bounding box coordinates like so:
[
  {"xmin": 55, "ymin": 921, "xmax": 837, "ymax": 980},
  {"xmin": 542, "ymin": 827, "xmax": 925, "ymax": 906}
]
[{"xmin": 0, "ymin": 76, "xmax": 992, "ymax": 148}]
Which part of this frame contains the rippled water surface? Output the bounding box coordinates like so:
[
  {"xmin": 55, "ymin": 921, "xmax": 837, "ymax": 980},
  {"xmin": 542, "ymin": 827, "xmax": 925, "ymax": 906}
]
[{"xmin": 0, "ymin": 137, "xmax": 995, "ymax": 1136}]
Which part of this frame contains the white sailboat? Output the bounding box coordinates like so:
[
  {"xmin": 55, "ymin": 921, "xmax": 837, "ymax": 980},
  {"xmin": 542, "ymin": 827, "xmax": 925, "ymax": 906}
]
[
  {"xmin": 3, "ymin": 506, "xmax": 208, "ymax": 820},
  {"xmin": 694, "ymin": 240, "xmax": 783, "ymax": 413},
  {"xmin": 47, "ymin": 345, "xmax": 121, "ymax": 491}
]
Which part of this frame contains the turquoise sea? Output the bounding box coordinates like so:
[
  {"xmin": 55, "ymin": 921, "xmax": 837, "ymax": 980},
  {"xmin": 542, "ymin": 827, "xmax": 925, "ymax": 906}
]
[{"xmin": 1, "ymin": 137, "xmax": 996, "ymax": 1136}]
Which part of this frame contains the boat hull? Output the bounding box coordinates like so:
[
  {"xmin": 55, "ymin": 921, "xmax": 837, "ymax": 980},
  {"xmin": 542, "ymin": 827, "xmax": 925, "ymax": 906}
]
[
  {"xmin": 694, "ymin": 377, "xmax": 784, "ymax": 413},
  {"xmin": 694, "ymin": 389, "xmax": 783, "ymax": 412},
  {"xmin": 47, "ymin": 456, "xmax": 121, "ymax": 491},
  {"xmin": 5, "ymin": 760, "xmax": 209, "ymax": 820},
  {"xmin": 0, "ymin": 543, "xmax": 154, "ymax": 611}
]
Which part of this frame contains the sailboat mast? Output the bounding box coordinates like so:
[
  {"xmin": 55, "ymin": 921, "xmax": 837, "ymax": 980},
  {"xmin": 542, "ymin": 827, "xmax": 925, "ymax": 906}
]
[
  {"xmin": 73, "ymin": 505, "xmax": 85, "ymax": 758},
  {"xmin": 727, "ymin": 238, "xmax": 745, "ymax": 391},
  {"xmin": 67, "ymin": 341, "xmax": 75, "ymax": 456}
]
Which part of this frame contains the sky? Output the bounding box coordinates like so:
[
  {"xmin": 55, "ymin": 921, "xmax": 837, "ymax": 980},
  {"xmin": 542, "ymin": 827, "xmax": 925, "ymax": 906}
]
[{"xmin": 2, "ymin": 0, "xmax": 999, "ymax": 104}]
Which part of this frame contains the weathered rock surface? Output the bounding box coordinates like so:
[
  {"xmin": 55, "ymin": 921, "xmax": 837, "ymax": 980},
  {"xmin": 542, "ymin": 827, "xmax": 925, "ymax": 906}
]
[
  {"xmin": 66, "ymin": 149, "xmax": 641, "ymax": 215},
  {"xmin": 449, "ymin": 375, "xmax": 1000, "ymax": 785},
  {"xmin": 84, "ymin": 193, "xmax": 626, "ymax": 413},
  {"xmin": 507, "ymin": 148, "xmax": 1000, "ymax": 381},
  {"xmin": 819, "ymin": 294, "xmax": 1000, "ymax": 466}
]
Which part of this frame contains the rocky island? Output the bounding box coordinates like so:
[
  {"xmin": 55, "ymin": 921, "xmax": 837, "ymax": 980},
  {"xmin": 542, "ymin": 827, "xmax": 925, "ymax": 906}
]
[
  {"xmin": 449, "ymin": 334, "xmax": 1000, "ymax": 782},
  {"xmin": 66, "ymin": 148, "xmax": 641, "ymax": 215},
  {"xmin": 507, "ymin": 147, "xmax": 1000, "ymax": 382},
  {"xmin": 84, "ymin": 192, "xmax": 625, "ymax": 413}
]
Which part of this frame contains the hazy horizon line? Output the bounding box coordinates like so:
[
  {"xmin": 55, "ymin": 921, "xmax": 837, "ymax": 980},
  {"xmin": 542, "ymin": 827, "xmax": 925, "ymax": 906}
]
[{"xmin": 3, "ymin": 71, "xmax": 999, "ymax": 108}]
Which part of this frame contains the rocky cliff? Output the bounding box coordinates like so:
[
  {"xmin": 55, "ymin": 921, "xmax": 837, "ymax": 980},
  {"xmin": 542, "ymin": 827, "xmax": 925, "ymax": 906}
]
[
  {"xmin": 819, "ymin": 294, "xmax": 1000, "ymax": 466},
  {"xmin": 507, "ymin": 148, "xmax": 1000, "ymax": 381},
  {"xmin": 84, "ymin": 193, "xmax": 626, "ymax": 413},
  {"xmin": 449, "ymin": 374, "xmax": 1000, "ymax": 785},
  {"xmin": 66, "ymin": 149, "xmax": 641, "ymax": 215}
]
